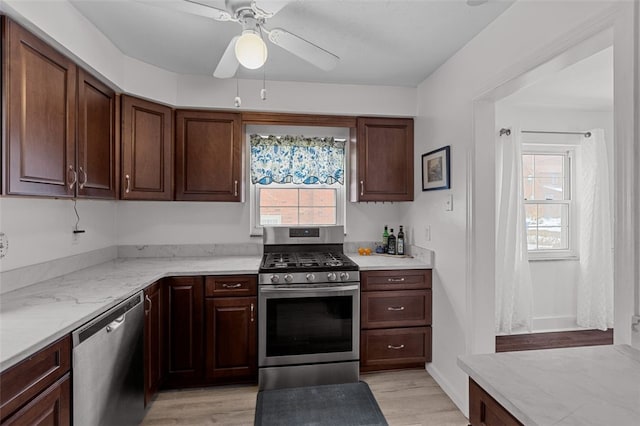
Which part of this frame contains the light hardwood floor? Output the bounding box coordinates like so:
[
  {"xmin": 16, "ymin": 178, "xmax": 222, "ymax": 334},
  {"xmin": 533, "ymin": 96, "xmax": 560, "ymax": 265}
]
[{"xmin": 141, "ymin": 369, "xmax": 468, "ymax": 426}]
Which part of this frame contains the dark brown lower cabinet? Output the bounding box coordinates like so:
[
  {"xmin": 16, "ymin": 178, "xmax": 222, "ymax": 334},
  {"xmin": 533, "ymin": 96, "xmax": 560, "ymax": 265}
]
[
  {"xmin": 2, "ymin": 375, "xmax": 70, "ymax": 426},
  {"xmin": 469, "ymin": 379, "xmax": 522, "ymax": 426},
  {"xmin": 144, "ymin": 281, "xmax": 164, "ymax": 406},
  {"xmin": 205, "ymin": 297, "xmax": 257, "ymax": 382},
  {"xmin": 0, "ymin": 336, "xmax": 71, "ymax": 425},
  {"xmin": 163, "ymin": 276, "xmax": 204, "ymax": 388}
]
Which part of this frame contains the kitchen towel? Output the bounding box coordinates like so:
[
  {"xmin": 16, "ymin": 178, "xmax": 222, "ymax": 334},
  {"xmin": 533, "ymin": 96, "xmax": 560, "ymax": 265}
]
[{"xmin": 254, "ymin": 381, "xmax": 388, "ymax": 426}]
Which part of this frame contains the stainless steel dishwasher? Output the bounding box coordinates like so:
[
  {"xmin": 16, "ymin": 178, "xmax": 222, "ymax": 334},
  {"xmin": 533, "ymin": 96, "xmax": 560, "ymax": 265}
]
[{"xmin": 72, "ymin": 291, "xmax": 145, "ymax": 426}]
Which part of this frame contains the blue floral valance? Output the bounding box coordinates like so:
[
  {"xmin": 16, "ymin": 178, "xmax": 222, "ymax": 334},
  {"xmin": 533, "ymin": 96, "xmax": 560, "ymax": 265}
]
[{"xmin": 250, "ymin": 134, "xmax": 345, "ymax": 185}]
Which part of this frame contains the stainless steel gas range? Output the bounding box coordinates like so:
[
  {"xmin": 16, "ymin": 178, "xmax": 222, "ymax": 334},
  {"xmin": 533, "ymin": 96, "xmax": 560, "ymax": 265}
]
[{"xmin": 258, "ymin": 225, "xmax": 360, "ymax": 390}]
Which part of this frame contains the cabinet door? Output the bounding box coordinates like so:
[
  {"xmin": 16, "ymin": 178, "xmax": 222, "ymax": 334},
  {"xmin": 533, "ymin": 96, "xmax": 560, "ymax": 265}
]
[
  {"xmin": 163, "ymin": 277, "xmax": 204, "ymax": 387},
  {"xmin": 175, "ymin": 110, "xmax": 242, "ymax": 201},
  {"xmin": 144, "ymin": 282, "xmax": 164, "ymax": 406},
  {"xmin": 469, "ymin": 379, "xmax": 523, "ymax": 426},
  {"xmin": 4, "ymin": 19, "xmax": 76, "ymax": 197},
  {"xmin": 356, "ymin": 117, "xmax": 414, "ymax": 201},
  {"xmin": 77, "ymin": 68, "xmax": 116, "ymax": 199},
  {"xmin": 121, "ymin": 95, "xmax": 173, "ymax": 200},
  {"xmin": 205, "ymin": 297, "xmax": 257, "ymax": 382},
  {"xmin": 2, "ymin": 374, "xmax": 71, "ymax": 426}
]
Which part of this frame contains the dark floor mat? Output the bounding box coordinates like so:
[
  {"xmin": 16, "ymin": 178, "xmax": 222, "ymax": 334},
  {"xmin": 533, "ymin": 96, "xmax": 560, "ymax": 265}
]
[{"xmin": 254, "ymin": 381, "xmax": 388, "ymax": 426}]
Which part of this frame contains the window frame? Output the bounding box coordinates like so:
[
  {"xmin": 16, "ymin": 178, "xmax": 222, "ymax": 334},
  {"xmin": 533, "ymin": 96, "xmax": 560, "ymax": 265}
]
[
  {"xmin": 522, "ymin": 145, "xmax": 579, "ymax": 261},
  {"xmin": 247, "ymin": 126, "xmax": 348, "ymax": 236}
]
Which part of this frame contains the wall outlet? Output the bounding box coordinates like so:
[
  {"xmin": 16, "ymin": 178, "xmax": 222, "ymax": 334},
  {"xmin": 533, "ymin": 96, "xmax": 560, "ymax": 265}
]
[
  {"xmin": 445, "ymin": 194, "xmax": 453, "ymax": 211},
  {"xmin": 425, "ymin": 225, "xmax": 431, "ymax": 242},
  {"xmin": 0, "ymin": 232, "xmax": 8, "ymax": 258}
]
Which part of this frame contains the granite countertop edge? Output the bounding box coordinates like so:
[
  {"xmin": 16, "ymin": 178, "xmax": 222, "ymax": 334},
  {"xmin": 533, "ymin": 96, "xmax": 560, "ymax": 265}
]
[{"xmin": 1, "ymin": 254, "xmax": 432, "ymax": 372}]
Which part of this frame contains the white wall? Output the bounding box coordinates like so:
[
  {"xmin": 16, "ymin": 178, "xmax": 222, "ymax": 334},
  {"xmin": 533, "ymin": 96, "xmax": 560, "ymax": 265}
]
[
  {"xmin": 495, "ymin": 105, "xmax": 614, "ymax": 332},
  {"xmin": 407, "ymin": 0, "xmax": 633, "ymax": 414},
  {"xmin": 0, "ymin": 198, "xmax": 117, "ymax": 272}
]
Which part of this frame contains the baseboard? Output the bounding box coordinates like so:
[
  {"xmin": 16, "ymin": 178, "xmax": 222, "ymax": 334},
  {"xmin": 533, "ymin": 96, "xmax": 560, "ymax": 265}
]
[{"xmin": 425, "ymin": 363, "xmax": 468, "ymax": 419}]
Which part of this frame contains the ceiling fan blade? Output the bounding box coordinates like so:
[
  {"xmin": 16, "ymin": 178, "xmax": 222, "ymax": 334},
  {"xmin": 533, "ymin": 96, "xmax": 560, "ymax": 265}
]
[
  {"xmin": 266, "ymin": 28, "xmax": 339, "ymax": 71},
  {"xmin": 136, "ymin": 0, "xmax": 233, "ymax": 21},
  {"xmin": 213, "ymin": 36, "xmax": 240, "ymax": 78}
]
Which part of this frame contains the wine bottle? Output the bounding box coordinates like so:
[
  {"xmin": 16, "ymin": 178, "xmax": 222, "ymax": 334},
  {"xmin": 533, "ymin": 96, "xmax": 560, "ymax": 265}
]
[
  {"xmin": 382, "ymin": 225, "xmax": 389, "ymax": 253},
  {"xmin": 397, "ymin": 225, "xmax": 405, "ymax": 255},
  {"xmin": 387, "ymin": 228, "xmax": 397, "ymax": 255}
]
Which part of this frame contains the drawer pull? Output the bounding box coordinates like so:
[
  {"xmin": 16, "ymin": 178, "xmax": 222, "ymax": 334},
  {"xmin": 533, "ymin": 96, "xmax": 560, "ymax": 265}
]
[
  {"xmin": 222, "ymin": 283, "xmax": 243, "ymax": 289},
  {"xmin": 387, "ymin": 306, "xmax": 405, "ymax": 311},
  {"xmin": 387, "ymin": 277, "xmax": 406, "ymax": 282},
  {"xmin": 387, "ymin": 344, "xmax": 405, "ymax": 350}
]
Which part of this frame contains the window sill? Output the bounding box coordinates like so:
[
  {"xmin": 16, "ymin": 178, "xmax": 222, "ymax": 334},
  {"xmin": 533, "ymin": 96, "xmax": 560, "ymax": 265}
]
[{"xmin": 528, "ymin": 254, "xmax": 579, "ymax": 262}]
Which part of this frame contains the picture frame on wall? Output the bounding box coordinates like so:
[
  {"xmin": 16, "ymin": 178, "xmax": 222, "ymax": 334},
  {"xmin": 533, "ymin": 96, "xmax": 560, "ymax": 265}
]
[{"xmin": 422, "ymin": 146, "xmax": 450, "ymax": 191}]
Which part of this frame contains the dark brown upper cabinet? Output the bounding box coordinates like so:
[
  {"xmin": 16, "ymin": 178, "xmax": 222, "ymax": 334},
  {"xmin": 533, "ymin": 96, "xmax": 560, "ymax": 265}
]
[
  {"xmin": 77, "ymin": 69, "xmax": 116, "ymax": 199},
  {"xmin": 4, "ymin": 18, "xmax": 76, "ymax": 197},
  {"xmin": 175, "ymin": 110, "xmax": 242, "ymax": 202},
  {"xmin": 354, "ymin": 117, "xmax": 414, "ymax": 202},
  {"xmin": 3, "ymin": 18, "xmax": 116, "ymax": 199},
  {"xmin": 121, "ymin": 95, "xmax": 174, "ymax": 200}
]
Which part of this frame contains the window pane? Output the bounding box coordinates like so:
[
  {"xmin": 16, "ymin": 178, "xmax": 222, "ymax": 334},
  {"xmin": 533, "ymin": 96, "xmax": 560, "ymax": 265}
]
[
  {"xmin": 527, "ymin": 229, "xmax": 538, "ymax": 250},
  {"xmin": 522, "ymin": 155, "xmax": 534, "ymax": 178},
  {"xmin": 537, "ymin": 227, "xmax": 568, "ymax": 250},
  {"xmin": 532, "ymin": 177, "xmax": 564, "ymax": 200},
  {"xmin": 534, "ymin": 155, "xmax": 564, "ymax": 178},
  {"xmin": 523, "ymin": 178, "xmax": 535, "ymax": 200},
  {"xmin": 299, "ymin": 189, "xmax": 336, "ymax": 207},
  {"xmin": 260, "ymin": 188, "xmax": 298, "ymax": 206},
  {"xmin": 525, "ymin": 204, "xmax": 538, "ymax": 227},
  {"xmin": 537, "ymin": 204, "xmax": 567, "ymax": 227},
  {"xmin": 260, "ymin": 207, "xmax": 299, "ymax": 225},
  {"xmin": 299, "ymin": 207, "xmax": 336, "ymax": 225},
  {"xmin": 258, "ymin": 187, "xmax": 338, "ymax": 226}
]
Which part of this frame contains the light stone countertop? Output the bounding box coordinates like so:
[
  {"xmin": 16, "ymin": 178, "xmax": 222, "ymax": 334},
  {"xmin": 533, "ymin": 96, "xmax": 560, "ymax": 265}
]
[
  {"xmin": 0, "ymin": 252, "xmax": 432, "ymax": 373},
  {"xmin": 458, "ymin": 345, "xmax": 640, "ymax": 425},
  {"xmin": 346, "ymin": 253, "xmax": 432, "ymax": 270},
  {"xmin": 0, "ymin": 256, "xmax": 262, "ymax": 372}
]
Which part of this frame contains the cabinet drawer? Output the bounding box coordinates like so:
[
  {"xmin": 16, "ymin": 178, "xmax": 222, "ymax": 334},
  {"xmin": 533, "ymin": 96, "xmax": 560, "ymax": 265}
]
[
  {"xmin": 360, "ymin": 327, "xmax": 431, "ymax": 371},
  {"xmin": 0, "ymin": 336, "xmax": 71, "ymax": 422},
  {"xmin": 361, "ymin": 290, "xmax": 431, "ymax": 329},
  {"xmin": 361, "ymin": 269, "xmax": 431, "ymax": 291},
  {"xmin": 205, "ymin": 275, "xmax": 257, "ymax": 297},
  {"xmin": 2, "ymin": 374, "xmax": 71, "ymax": 426}
]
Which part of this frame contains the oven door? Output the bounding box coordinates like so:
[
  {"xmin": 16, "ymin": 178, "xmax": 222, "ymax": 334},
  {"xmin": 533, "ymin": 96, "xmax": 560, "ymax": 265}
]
[{"xmin": 258, "ymin": 284, "xmax": 360, "ymax": 367}]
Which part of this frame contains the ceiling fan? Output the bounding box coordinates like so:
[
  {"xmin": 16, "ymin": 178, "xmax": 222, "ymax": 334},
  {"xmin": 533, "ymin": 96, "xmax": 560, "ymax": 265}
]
[{"xmin": 140, "ymin": 0, "xmax": 340, "ymax": 78}]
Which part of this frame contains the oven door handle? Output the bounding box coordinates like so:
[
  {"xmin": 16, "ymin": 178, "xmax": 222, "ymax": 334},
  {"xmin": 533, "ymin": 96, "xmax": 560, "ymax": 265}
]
[{"xmin": 260, "ymin": 285, "xmax": 359, "ymax": 292}]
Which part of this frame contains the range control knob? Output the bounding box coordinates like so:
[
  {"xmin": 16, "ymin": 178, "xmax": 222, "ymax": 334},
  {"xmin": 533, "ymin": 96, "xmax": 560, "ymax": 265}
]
[
  {"xmin": 340, "ymin": 272, "xmax": 350, "ymax": 281},
  {"xmin": 306, "ymin": 273, "xmax": 316, "ymax": 282},
  {"xmin": 327, "ymin": 272, "xmax": 337, "ymax": 281},
  {"xmin": 284, "ymin": 274, "xmax": 293, "ymax": 283},
  {"xmin": 270, "ymin": 274, "xmax": 280, "ymax": 283}
]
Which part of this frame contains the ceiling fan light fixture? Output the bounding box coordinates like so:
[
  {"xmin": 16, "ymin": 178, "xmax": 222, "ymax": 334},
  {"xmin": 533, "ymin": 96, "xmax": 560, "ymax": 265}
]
[{"xmin": 235, "ymin": 29, "xmax": 268, "ymax": 69}]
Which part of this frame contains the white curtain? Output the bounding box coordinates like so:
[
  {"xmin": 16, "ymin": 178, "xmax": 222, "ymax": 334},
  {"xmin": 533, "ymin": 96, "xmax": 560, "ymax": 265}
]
[
  {"xmin": 495, "ymin": 128, "xmax": 533, "ymax": 334},
  {"xmin": 577, "ymin": 129, "xmax": 614, "ymax": 331}
]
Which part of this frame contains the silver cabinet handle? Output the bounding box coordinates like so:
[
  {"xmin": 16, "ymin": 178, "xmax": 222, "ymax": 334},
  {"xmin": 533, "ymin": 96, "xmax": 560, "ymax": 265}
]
[
  {"xmin": 387, "ymin": 306, "xmax": 405, "ymax": 311},
  {"xmin": 387, "ymin": 277, "xmax": 406, "ymax": 283},
  {"xmin": 234, "ymin": 180, "xmax": 238, "ymax": 197},
  {"xmin": 125, "ymin": 174, "xmax": 131, "ymax": 193},
  {"xmin": 78, "ymin": 166, "xmax": 87, "ymax": 189},
  {"xmin": 250, "ymin": 303, "xmax": 255, "ymax": 322},
  {"xmin": 68, "ymin": 165, "xmax": 77, "ymax": 190},
  {"xmin": 360, "ymin": 180, "xmax": 364, "ymax": 196},
  {"xmin": 387, "ymin": 344, "xmax": 405, "ymax": 350},
  {"xmin": 145, "ymin": 294, "xmax": 152, "ymax": 313},
  {"xmin": 222, "ymin": 283, "xmax": 243, "ymax": 289}
]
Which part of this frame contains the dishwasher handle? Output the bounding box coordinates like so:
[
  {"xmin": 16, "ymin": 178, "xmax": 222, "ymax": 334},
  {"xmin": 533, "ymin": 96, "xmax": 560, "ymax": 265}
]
[{"xmin": 73, "ymin": 292, "xmax": 143, "ymax": 346}]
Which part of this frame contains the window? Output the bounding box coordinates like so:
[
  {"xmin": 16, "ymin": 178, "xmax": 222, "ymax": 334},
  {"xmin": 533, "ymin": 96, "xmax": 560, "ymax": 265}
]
[
  {"xmin": 522, "ymin": 148, "xmax": 576, "ymax": 259},
  {"xmin": 249, "ymin": 129, "xmax": 347, "ymax": 234}
]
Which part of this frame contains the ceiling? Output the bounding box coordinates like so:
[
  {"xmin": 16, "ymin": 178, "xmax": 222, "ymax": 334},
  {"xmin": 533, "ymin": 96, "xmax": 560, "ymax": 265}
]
[
  {"xmin": 502, "ymin": 46, "xmax": 613, "ymax": 111},
  {"xmin": 69, "ymin": 0, "xmax": 514, "ymax": 87}
]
